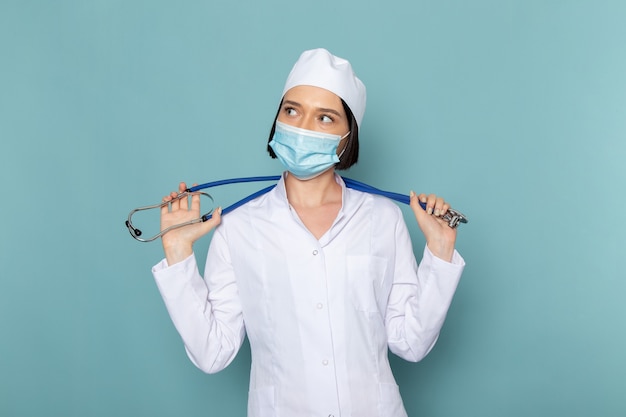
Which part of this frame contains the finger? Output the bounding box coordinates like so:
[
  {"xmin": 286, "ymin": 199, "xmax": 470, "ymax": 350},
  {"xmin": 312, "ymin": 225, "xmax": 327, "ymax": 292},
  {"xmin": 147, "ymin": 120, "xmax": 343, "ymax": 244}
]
[
  {"xmin": 189, "ymin": 183, "xmax": 202, "ymax": 209},
  {"xmin": 200, "ymin": 206, "xmax": 222, "ymax": 234},
  {"xmin": 422, "ymin": 193, "xmax": 437, "ymax": 215},
  {"xmin": 433, "ymin": 196, "xmax": 446, "ymax": 217},
  {"xmin": 190, "ymin": 192, "xmax": 203, "ymax": 214},
  {"xmin": 412, "ymin": 192, "xmax": 448, "ymax": 222},
  {"xmin": 441, "ymin": 201, "xmax": 451, "ymax": 216},
  {"xmin": 161, "ymin": 195, "xmax": 172, "ymax": 215},
  {"xmin": 179, "ymin": 182, "xmax": 190, "ymax": 210},
  {"xmin": 168, "ymin": 190, "xmax": 182, "ymax": 211},
  {"xmin": 409, "ymin": 191, "xmax": 428, "ymax": 220}
]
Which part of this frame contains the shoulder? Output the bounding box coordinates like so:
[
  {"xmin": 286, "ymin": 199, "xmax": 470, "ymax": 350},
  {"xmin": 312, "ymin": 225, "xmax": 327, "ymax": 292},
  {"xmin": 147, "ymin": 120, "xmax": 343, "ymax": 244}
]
[
  {"xmin": 345, "ymin": 187, "xmax": 404, "ymax": 222},
  {"xmin": 218, "ymin": 184, "xmax": 284, "ymax": 230}
]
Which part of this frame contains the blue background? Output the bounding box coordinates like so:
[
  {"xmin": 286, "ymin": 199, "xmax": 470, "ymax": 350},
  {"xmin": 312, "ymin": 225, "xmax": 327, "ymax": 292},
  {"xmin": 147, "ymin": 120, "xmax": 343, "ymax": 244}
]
[{"xmin": 1, "ymin": 1, "xmax": 625, "ymax": 416}]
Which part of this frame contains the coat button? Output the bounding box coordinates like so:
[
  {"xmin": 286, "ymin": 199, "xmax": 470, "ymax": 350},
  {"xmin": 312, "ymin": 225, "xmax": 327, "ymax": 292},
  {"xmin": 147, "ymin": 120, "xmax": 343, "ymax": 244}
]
[{"xmin": 312, "ymin": 250, "xmax": 318, "ymax": 255}]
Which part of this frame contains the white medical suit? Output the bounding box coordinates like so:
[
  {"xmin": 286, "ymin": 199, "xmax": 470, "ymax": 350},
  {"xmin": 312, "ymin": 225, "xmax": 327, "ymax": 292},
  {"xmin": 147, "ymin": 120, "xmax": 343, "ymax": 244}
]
[{"xmin": 152, "ymin": 173, "xmax": 465, "ymax": 417}]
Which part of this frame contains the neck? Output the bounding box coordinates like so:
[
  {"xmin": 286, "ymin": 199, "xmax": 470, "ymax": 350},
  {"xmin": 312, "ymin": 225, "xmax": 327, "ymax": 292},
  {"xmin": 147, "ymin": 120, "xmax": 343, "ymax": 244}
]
[{"xmin": 284, "ymin": 169, "xmax": 341, "ymax": 208}]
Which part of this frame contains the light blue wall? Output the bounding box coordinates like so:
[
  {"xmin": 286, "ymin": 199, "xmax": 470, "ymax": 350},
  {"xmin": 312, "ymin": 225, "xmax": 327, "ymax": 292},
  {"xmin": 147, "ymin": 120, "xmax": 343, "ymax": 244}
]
[{"xmin": 1, "ymin": 1, "xmax": 625, "ymax": 416}]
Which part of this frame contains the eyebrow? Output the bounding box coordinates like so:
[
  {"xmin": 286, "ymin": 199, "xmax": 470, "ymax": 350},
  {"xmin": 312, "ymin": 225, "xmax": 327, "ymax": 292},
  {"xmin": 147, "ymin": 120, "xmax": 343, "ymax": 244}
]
[{"xmin": 282, "ymin": 100, "xmax": 343, "ymax": 118}]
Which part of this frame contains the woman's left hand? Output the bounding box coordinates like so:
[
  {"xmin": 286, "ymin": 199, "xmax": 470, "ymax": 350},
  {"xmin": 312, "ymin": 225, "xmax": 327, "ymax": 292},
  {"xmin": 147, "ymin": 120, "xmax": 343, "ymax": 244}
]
[{"xmin": 409, "ymin": 191, "xmax": 457, "ymax": 262}]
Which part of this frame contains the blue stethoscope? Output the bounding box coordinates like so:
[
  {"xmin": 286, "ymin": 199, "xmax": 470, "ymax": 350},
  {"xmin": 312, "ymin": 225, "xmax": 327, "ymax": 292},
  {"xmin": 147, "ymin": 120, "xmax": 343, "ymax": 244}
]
[{"xmin": 125, "ymin": 176, "xmax": 468, "ymax": 242}]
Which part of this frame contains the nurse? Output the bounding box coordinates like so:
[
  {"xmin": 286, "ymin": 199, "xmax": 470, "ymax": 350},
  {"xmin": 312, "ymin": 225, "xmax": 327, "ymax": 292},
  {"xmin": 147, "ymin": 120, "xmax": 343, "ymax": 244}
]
[{"xmin": 153, "ymin": 48, "xmax": 465, "ymax": 417}]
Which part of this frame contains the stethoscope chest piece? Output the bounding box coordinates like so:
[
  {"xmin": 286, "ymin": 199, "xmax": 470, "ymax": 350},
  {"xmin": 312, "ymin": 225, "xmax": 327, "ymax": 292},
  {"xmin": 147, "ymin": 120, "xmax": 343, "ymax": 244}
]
[{"xmin": 442, "ymin": 208, "xmax": 468, "ymax": 229}]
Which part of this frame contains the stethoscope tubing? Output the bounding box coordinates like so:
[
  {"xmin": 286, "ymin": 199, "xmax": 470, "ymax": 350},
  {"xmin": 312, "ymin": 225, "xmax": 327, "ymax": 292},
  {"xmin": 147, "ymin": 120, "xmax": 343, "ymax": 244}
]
[
  {"xmin": 188, "ymin": 175, "xmax": 417, "ymax": 220},
  {"xmin": 126, "ymin": 175, "xmax": 467, "ymax": 242}
]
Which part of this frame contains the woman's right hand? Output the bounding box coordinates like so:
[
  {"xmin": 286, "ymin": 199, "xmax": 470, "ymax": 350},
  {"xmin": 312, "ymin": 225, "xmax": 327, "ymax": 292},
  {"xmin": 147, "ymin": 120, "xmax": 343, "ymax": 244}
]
[{"xmin": 160, "ymin": 182, "xmax": 222, "ymax": 265}]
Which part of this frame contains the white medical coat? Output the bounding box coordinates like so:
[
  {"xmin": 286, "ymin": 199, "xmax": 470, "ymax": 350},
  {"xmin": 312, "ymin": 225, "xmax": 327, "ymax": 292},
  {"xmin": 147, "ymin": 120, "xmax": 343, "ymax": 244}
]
[{"xmin": 152, "ymin": 173, "xmax": 465, "ymax": 417}]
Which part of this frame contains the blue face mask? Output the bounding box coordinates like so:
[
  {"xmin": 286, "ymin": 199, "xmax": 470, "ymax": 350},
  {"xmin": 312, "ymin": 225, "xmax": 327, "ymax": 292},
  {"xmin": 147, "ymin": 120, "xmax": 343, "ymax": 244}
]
[{"xmin": 269, "ymin": 121, "xmax": 350, "ymax": 180}]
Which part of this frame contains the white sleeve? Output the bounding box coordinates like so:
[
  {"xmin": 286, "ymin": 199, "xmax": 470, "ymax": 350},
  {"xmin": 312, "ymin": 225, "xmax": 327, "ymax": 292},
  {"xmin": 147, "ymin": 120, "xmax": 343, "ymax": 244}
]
[
  {"xmin": 151, "ymin": 228, "xmax": 245, "ymax": 373},
  {"xmin": 385, "ymin": 217, "xmax": 465, "ymax": 362}
]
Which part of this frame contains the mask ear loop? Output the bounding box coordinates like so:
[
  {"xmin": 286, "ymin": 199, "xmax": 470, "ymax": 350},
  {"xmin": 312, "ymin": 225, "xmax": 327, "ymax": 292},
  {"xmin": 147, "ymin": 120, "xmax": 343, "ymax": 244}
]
[{"xmin": 337, "ymin": 131, "xmax": 351, "ymax": 160}]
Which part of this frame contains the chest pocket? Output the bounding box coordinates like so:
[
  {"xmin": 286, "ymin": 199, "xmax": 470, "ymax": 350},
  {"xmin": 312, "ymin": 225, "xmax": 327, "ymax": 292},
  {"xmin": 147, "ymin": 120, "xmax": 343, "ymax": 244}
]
[{"xmin": 347, "ymin": 255, "xmax": 391, "ymax": 314}]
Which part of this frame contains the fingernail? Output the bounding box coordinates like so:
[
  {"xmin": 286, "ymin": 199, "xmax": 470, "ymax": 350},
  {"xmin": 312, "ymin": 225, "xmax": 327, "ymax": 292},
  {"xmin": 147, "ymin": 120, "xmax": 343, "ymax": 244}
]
[{"xmin": 410, "ymin": 190, "xmax": 415, "ymax": 198}]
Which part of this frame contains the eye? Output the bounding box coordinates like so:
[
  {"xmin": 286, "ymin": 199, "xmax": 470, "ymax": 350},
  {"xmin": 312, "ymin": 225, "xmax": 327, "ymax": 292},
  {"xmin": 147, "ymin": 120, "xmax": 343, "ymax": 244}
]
[
  {"xmin": 284, "ymin": 107, "xmax": 298, "ymax": 116},
  {"xmin": 320, "ymin": 114, "xmax": 334, "ymax": 124}
]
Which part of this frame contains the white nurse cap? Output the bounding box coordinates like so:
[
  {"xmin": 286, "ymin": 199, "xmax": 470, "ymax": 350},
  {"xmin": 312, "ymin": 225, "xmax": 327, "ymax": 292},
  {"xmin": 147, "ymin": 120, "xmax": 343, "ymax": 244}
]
[{"xmin": 282, "ymin": 48, "xmax": 367, "ymax": 128}]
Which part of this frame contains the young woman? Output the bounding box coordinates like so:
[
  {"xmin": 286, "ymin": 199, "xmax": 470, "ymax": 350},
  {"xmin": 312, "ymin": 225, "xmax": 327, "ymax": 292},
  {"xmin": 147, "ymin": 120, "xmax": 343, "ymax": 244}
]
[{"xmin": 153, "ymin": 48, "xmax": 465, "ymax": 417}]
